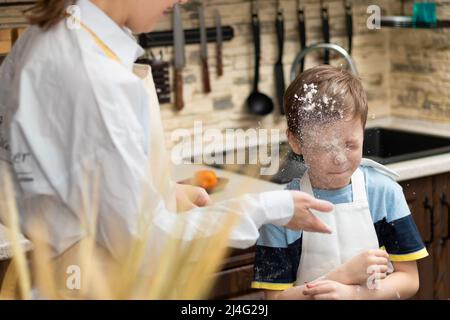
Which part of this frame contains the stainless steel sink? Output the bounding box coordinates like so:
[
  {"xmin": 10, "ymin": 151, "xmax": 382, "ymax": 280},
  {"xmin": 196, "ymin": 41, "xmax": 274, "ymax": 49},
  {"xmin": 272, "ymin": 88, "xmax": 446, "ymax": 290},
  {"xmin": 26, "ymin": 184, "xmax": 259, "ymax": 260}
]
[{"xmin": 207, "ymin": 128, "xmax": 450, "ymax": 185}]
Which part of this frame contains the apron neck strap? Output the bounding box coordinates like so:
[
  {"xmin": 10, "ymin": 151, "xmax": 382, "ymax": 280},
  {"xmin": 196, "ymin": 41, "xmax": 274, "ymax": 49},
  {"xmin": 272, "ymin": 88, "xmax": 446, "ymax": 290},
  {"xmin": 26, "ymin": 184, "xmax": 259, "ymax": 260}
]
[
  {"xmin": 66, "ymin": 14, "xmax": 122, "ymax": 64},
  {"xmin": 300, "ymin": 171, "xmax": 314, "ymax": 196},
  {"xmin": 351, "ymin": 168, "xmax": 367, "ymax": 203},
  {"xmin": 300, "ymin": 168, "xmax": 367, "ymax": 203}
]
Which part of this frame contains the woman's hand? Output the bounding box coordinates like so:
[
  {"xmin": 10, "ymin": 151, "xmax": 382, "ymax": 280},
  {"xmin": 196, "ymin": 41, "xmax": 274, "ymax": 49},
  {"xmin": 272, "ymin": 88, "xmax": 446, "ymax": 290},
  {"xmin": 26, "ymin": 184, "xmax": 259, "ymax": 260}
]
[
  {"xmin": 286, "ymin": 191, "xmax": 334, "ymax": 233},
  {"xmin": 332, "ymin": 249, "xmax": 390, "ymax": 285},
  {"xmin": 175, "ymin": 183, "xmax": 212, "ymax": 212},
  {"xmin": 303, "ymin": 280, "xmax": 358, "ymax": 300}
]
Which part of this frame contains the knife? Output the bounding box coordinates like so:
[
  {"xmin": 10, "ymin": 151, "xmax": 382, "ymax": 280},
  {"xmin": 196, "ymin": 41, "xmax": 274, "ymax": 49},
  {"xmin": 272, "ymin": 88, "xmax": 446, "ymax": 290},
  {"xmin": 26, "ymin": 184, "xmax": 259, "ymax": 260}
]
[
  {"xmin": 275, "ymin": 0, "xmax": 285, "ymax": 115},
  {"xmin": 173, "ymin": 3, "xmax": 186, "ymax": 111},
  {"xmin": 198, "ymin": 3, "xmax": 211, "ymax": 93},
  {"xmin": 297, "ymin": 0, "xmax": 307, "ymax": 72},
  {"xmin": 345, "ymin": 0, "xmax": 353, "ymax": 55},
  {"xmin": 214, "ymin": 10, "xmax": 223, "ymax": 77},
  {"xmin": 320, "ymin": 0, "xmax": 330, "ymax": 64}
]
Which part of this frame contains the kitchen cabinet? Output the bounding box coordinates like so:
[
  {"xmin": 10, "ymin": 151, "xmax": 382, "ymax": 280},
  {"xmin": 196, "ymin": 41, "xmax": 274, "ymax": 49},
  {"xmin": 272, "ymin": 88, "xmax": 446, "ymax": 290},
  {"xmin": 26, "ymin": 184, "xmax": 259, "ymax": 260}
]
[
  {"xmin": 208, "ymin": 171, "xmax": 450, "ymax": 300},
  {"xmin": 400, "ymin": 172, "xmax": 450, "ymax": 300},
  {"xmin": 208, "ymin": 247, "xmax": 261, "ymax": 300},
  {"xmin": 400, "ymin": 176, "xmax": 434, "ymax": 299},
  {"xmin": 433, "ymin": 172, "xmax": 450, "ymax": 300}
]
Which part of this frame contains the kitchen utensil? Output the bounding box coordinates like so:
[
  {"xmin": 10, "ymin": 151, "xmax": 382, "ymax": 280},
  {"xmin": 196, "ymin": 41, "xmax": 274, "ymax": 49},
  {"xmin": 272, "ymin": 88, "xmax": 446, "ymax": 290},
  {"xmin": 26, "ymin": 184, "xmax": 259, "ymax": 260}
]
[
  {"xmin": 297, "ymin": 0, "xmax": 307, "ymax": 72},
  {"xmin": 198, "ymin": 3, "xmax": 211, "ymax": 93},
  {"xmin": 214, "ymin": 10, "xmax": 224, "ymax": 77},
  {"xmin": 413, "ymin": 1, "xmax": 437, "ymax": 27},
  {"xmin": 10, "ymin": 28, "xmax": 19, "ymax": 47},
  {"xmin": 173, "ymin": 3, "xmax": 186, "ymax": 110},
  {"xmin": 320, "ymin": 0, "xmax": 330, "ymax": 64},
  {"xmin": 275, "ymin": 0, "xmax": 286, "ymax": 115},
  {"xmin": 136, "ymin": 52, "xmax": 171, "ymax": 104},
  {"xmin": 345, "ymin": 0, "xmax": 353, "ymax": 55},
  {"xmin": 247, "ymin": 0, "xmax": 274, "ymax": 116}
]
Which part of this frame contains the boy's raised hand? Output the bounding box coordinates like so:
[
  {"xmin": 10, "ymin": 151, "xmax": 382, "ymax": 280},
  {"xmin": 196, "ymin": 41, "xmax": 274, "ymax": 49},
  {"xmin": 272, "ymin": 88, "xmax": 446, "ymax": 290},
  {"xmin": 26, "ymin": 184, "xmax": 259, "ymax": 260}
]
[{"xmin": 286, "ymin": 191, "xmax": 334, "ymax": 233}]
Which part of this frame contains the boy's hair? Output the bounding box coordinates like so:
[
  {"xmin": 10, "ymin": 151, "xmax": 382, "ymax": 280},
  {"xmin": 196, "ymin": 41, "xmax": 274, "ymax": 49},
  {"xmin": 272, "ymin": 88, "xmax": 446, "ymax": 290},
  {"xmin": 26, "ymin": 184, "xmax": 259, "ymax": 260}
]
[{"xmin": 284, "ymin": 65, "xmax": 368, "ymax": 138}]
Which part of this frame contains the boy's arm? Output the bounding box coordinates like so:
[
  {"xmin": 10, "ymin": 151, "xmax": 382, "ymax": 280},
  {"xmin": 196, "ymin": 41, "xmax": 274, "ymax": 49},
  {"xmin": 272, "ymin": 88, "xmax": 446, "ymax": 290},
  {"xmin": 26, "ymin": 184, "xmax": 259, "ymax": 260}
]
[
  {"xmin": 264, "ymin": 249, "xmax": 390, "ymax": 300},
  {"xmin": 354, "ymin": 260, "xmax": 419, "ymax": 299},
  {"xmin": 265, "ymin": 286, "xmax": 310, "ymax": 300},
  {"xmin": 324, "ymin": 249, "xmax": 390, "ymax": 285},
  {"xmin": 303, "ymin": 261, "xmax": 419, "ymax": 300}
]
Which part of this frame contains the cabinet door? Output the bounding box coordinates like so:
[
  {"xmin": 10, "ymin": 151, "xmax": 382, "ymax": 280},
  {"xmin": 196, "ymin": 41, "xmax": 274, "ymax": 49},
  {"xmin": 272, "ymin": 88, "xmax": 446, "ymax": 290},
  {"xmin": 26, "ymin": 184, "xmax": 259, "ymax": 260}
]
[
  {"xmin": 220, "ymin": 247, "xmax": 255, "ymax": 270},
  {"xmin": 432, "ymin": 173, "xmax": 450, "ymax": 300},
  {"xmin": 208, "ymin": 247, "xmax": 257, "ymax": 299},
  {"xmin": 400, "ymin": 177, "xmax": 434, "ymax": 299},
  {"xmin": 209, "ymin": 264, "xmax": 255, "ymax": 299}
]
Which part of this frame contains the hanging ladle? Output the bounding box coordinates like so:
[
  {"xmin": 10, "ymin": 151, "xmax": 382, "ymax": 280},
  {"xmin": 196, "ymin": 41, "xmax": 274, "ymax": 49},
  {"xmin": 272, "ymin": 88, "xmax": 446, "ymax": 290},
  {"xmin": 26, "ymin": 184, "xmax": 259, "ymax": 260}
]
[{"xmin": 247, "ymin": 0, "xmax": 274, "ymax": 116}]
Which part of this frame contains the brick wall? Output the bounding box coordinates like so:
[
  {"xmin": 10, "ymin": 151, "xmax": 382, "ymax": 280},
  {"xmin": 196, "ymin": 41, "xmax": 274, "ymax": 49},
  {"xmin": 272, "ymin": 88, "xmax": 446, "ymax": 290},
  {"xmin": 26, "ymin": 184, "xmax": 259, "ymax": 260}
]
[
  {"xmin": 152, "ymin": 0, "xmax": 393, "ymax": 146},
  {"xmin": 3, "ymin": 1, "xmax": 450, "ymax": 147},
  {"xmin": 389, "ymin": 0, "xmax": 450, "ymax": 121}
]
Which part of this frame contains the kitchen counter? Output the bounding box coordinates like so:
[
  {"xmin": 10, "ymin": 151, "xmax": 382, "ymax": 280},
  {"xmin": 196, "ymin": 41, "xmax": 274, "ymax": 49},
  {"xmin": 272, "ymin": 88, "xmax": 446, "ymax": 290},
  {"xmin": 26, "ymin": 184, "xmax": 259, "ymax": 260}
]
[
  {"xmin": 366, "ymin": 116, "xmax": 450, "ymax": 181},
  {"xmin": 172, "ymin": 116, "xmax": 450, "ymax": 201},
  {"xmin": 173, "ymin": 164, "xmax": 286, "ymax": 202}
]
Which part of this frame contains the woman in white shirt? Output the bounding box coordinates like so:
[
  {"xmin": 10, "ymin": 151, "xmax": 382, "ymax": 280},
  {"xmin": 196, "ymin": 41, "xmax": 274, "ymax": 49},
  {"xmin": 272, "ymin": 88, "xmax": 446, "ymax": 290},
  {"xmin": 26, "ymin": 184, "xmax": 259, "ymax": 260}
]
[{"xmin": 0, "ymin": 0, "xmax": 333, "ymax": 262}]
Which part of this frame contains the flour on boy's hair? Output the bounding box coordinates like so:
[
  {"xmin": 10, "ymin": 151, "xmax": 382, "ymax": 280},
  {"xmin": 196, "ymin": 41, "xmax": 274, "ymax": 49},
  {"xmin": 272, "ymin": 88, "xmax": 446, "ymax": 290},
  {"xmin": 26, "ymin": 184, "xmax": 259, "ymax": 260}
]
[{"xmin": 293, "ymin": 82, "xmax": 344, "ymax": 119}]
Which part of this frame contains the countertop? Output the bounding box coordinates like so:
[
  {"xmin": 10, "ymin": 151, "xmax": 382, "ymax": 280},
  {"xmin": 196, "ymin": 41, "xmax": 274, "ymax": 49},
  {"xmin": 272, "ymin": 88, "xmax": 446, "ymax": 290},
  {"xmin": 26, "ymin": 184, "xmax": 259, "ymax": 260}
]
[
  {"xmin": 2, "ymin": 117, "xmax": 449, "ymax": 251},
  {"xmin": 173, "ymin": 116, "xmax": 450, "ymax": 202},
  {"xmin": 366, "ymin": 116, "xmax": 450, "ymax": 181}
]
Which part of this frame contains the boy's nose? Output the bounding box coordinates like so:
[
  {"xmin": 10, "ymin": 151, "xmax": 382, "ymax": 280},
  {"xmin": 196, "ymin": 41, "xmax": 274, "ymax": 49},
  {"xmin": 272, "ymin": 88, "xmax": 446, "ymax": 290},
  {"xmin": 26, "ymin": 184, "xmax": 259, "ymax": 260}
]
[{"xmin": 333, "ymin": 153, "xmax": 346, "ymax": 166}]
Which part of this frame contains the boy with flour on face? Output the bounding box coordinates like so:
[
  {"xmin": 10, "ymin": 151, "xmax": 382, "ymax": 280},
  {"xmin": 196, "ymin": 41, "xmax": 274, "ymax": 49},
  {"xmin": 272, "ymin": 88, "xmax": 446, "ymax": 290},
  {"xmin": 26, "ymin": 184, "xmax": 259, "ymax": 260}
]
[{"xmin": 252, "ymin": 65, "xmax": 428, "ymax": 300}]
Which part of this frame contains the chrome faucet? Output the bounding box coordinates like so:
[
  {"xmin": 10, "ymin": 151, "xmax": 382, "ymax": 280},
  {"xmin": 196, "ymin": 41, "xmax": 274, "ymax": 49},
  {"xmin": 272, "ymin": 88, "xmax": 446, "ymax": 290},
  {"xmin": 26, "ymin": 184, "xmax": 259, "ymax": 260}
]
[{"xmin": 290, "ymin": 43, "xmax": 359, "ymax": 82}]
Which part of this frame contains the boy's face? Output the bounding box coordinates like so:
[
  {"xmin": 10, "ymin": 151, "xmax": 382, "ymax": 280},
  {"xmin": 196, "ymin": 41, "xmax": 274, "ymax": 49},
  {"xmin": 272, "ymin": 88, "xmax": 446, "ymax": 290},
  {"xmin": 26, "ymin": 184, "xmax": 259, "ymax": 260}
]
[{"xmin": 288, "ymin": 116, "xmax": 364, "ymax": 190}]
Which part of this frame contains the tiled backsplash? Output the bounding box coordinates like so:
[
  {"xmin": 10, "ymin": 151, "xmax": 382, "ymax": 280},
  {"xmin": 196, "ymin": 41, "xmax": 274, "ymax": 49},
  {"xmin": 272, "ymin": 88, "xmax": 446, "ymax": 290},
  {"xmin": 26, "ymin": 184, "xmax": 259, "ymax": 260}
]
[
  {"xmin": 151, "ymin": 0, "xmax": 393, "ymax": 147},
  {"xmin": 389, "ymin": 1, "xmax": 450, "ymax": 122},
  {"xmin": 1, "ymin": 0, "xmax": 450, "ymax": 149}
]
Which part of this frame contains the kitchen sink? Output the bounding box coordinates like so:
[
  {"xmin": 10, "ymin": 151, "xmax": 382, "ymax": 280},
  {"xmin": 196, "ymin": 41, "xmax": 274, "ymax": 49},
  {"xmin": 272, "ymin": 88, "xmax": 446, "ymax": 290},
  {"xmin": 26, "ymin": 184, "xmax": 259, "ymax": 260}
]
[
  {"xmin": 207, "ymin": 128, "xmax": 450, "ymax": 185},
  {"xmin": 364, "ymin": 128, "xmax": 450, "ymax": 164}
]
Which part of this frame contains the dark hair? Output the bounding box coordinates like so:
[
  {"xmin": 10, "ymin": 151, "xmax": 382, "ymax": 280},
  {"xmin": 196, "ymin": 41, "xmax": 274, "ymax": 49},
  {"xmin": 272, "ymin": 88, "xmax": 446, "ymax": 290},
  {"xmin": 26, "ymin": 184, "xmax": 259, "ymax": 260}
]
[
  {"xmin": 27, "ymin": 0, "xmax": 76, "ymax": 30},
  {"xmin": 284, "ymin": 65, "xmax": 368, "ymax": 137}
]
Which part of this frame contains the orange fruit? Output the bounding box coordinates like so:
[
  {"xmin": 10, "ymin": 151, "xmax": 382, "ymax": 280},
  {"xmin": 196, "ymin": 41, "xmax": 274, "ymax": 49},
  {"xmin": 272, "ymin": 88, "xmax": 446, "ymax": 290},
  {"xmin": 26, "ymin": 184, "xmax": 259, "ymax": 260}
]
[{"xmin": 194, "ymin": 170, "xmax": 218, "ymax": 190}]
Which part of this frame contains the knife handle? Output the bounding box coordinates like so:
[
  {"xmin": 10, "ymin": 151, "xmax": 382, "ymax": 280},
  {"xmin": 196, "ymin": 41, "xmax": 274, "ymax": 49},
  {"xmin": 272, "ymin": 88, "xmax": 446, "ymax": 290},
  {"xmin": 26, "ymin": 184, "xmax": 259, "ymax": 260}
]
[
  {"xmin": 345, "ymin": 3, "xmax": 353, "ymax": 55},
  {"xmin": 321, "ymin": 7, "xmax": 330, "ymax": 64},
  {"xmin": 276, "ymin": 11, "xmax": 284, "ymax": 64},
  {"xmin": 10, "ymin": 28, "xmax": 19, "ymax": 46},
  {"xmin": 174, "ymin": 69, "xmax": 184, "ymax": 111},
  {"xmin": 298, "ymin": 8, "xmax": 306, "ymax": 72},
  {"xmin": 216, "ymin": 43, "xmax": 223, "ymax": 77},
  {"xmin": 201, "ymin": 57, "xmax": 211, "ymax": 93}
]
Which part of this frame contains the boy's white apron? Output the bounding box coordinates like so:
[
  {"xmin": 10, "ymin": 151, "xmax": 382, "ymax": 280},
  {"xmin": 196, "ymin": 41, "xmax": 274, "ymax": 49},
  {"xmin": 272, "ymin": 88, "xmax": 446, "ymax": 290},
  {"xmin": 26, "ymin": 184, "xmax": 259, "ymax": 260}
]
[{"xmin": 296, "ymin": 160, "xmax": 397, "ymax": 285}]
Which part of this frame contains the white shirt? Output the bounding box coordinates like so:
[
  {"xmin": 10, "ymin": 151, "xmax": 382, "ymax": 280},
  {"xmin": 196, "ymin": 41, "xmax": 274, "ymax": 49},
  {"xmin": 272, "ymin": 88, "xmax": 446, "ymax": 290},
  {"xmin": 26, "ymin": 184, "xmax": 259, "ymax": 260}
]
[{"xmin": 0, "ymin": 0, "xmax": 294, "ymax": 261}]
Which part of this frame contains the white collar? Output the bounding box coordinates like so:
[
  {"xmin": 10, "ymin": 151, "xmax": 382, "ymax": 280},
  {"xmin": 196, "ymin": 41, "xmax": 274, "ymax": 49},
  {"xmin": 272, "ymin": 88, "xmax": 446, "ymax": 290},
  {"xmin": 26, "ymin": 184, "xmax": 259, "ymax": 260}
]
[{"xmin": 76, "ymin": 0, "xmax": 145, "ymax": 69}]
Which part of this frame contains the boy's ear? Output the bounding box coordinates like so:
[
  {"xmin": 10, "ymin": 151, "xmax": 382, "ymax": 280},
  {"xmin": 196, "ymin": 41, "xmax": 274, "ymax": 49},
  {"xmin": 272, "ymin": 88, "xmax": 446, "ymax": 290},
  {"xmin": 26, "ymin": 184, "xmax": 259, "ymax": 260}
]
[{"xmin": 286, "ymin": 129, "xmax": 303, "ymax": 155}]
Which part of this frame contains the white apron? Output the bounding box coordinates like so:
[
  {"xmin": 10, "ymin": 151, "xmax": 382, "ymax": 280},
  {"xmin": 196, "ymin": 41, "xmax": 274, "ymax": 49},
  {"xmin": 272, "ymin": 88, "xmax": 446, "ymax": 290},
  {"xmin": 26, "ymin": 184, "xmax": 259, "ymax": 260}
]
[
  {"xmin": 296, "ymin": 161, "xmax": 395, "ymax": 285},
  {"xmin": 72, "ymin": 15, "xmax": 177, "ymax": 212},
  {"xmin": 47, "ymin": 21, "xmax": 178, "ymax": 298},
  {"xmin": 133, "ymin": 64, "xmax": 177, "ymax": 212}
]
